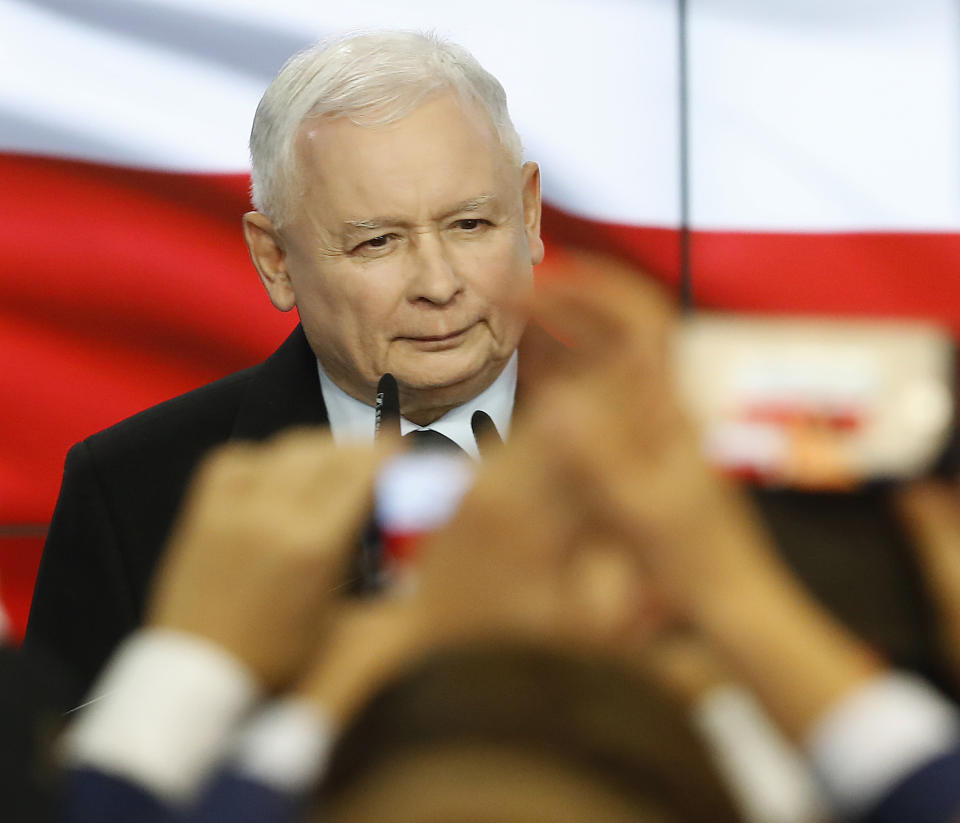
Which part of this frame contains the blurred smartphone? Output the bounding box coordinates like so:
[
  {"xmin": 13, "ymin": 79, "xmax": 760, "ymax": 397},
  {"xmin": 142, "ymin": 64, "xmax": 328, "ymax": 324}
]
[
  {"xmin": 675, "ymin": 314, "xmax": 956, "ymax": 489},
  {"xmin": 371, "ymin": 451, "xmax": 475, "ymax": 589}
]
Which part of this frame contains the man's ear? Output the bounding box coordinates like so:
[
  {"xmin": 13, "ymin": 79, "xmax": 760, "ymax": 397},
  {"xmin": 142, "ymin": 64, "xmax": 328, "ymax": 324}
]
[
  {"xmin": 243, "ymin": 211, "xmax": 297, "ymax": 312},
  {"xmin": 521, "ymin": 161, "xmax": 545, "ymax": 266}
]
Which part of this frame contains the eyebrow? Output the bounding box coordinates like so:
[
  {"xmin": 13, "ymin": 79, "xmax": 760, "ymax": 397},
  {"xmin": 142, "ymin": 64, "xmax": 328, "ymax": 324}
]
[{"xmin": 343, "ymin": 194, "xmax": 497, "ymax": 234}]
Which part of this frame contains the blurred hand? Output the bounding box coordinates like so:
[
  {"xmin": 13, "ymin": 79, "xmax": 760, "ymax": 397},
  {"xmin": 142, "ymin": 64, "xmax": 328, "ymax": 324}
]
[
  {"xmin": 413, "ymin": 399, "xmax": 656, "ymax": 653},
  {"xmin": 406, "ymin": 255, "xmax": 681, "ymax": 651},
  {"xmin": 528, "ymin": 259, "xmax": 783, "ymax": 622},
  {"xmin": 293, "ymin": 259, "xmax": 674, "ymax": 728},
  {"xmin": 295, "ymin": 600, "xmax": 425, "ymax": 727},
  {"xmin": 294, "ymin": 426, "xmax": 658, "ymax": 728},
  {"xmin": 147, "ymin": 428, "xmax": 389, "ymax": 690},
  {"xmin": 295, "ymin": 254, "xmax": 878, "ymax": 739},
  {"xmin": 523, "ymin": 259, "xmax": 882, "ymax": 737}
]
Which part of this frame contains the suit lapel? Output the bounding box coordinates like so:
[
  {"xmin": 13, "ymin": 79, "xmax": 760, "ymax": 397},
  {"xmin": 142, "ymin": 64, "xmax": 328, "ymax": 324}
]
[{"xmin": 231, "ymin": 324, "xmax": 330, "ymax": 441}]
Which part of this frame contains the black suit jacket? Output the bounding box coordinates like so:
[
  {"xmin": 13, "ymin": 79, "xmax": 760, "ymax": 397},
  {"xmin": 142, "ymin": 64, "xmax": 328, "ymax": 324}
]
[{"xmin": 25, "ymin": 326, "xmax": 328, "ymax": 700}]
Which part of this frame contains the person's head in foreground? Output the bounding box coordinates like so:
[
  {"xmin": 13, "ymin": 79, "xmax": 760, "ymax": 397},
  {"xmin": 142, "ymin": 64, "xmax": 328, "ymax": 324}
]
[
  {"xmin": 312, "ymin": 644, "xmax": 744, "ymax": 823},
  {"xmin": 244, "ymin": 31, "xmax": 543, "ymax": 424}
]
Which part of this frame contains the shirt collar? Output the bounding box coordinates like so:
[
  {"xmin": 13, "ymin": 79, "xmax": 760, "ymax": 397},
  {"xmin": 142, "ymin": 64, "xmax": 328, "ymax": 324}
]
[{"xmin": 316, "ymin": 353, "xmax": 517, "ymax": 459}]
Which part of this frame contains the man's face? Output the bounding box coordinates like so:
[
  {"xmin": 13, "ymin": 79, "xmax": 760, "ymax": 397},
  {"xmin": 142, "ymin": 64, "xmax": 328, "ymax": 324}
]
[{"xmin": 248, "ymin": 93, "xmax": 543, "ymax": 421}]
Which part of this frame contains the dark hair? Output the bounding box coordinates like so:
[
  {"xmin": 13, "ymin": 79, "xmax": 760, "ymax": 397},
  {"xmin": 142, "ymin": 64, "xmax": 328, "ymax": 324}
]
[{"xmin": 316, "ymin": 642, "xmax": 743, "ymax": 822}]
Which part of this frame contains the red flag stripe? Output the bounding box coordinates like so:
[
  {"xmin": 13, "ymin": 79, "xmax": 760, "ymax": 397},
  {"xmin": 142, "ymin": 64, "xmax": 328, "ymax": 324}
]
[{"xmin": 6, "ymin": 152, "xmax": 960, "ymax": 521}]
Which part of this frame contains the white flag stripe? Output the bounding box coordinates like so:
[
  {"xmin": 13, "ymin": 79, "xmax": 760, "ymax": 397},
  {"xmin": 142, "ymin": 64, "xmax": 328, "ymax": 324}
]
[
  {"xmin": 1, "ymin": 0, "xmax": 673, "ymax": 225},
  {"xmin": 1, "ymin": 0, "xmax": 266, "ymax": 170},
  {"xmin": 689, "ymin": 0, "xmax": 960, "ymax": 231},
  {"xmin": 2, "ymin": 1, "xmax": 960, "ymax": 230}
]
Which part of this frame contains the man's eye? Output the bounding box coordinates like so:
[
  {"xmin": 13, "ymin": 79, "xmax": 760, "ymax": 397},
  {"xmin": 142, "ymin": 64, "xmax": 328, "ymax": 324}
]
[
  {"xmin": 454, "ymin": 218, "xmax": 489, "ymax": 231},
  {"xmin": 355, "ymin": 234, "xmax": 395, "ymax": 253}
]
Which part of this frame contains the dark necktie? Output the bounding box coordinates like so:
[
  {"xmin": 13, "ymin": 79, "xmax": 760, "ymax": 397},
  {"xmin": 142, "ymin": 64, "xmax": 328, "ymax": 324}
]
[{"xmin": 403, "ymin": 428, "xmax": 465, "ymax": 455}]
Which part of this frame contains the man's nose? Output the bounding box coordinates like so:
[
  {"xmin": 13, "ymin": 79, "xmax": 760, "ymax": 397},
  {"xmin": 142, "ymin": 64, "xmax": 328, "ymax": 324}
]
[{"xmin": 409, "ymin": 235, "xmax": 462, "ymax": 305}]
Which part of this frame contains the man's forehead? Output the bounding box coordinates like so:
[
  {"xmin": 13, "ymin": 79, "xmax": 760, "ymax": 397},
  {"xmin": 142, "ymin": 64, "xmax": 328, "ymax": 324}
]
[
  {"xmin": 291, "ymin": 95, "xmax": 519, "ymax": 232},
  {"xmin": 296, "ymin": 91, "xmax": 494, "ymax": 149}
]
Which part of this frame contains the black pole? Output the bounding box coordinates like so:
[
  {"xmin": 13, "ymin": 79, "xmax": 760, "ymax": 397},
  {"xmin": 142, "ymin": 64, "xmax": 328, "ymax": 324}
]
[{"xmin": 677, "ymin": 0, "xmax": 693, "ymax": 311}]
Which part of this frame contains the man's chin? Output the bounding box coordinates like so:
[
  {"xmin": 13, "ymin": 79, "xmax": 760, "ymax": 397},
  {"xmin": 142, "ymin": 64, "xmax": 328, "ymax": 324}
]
[
  {"xmin": 393, "ymin": 355, "xmax": 505, "ymax": 401},
  {"xmin": 397, "ymin": 366, "xmax": 483, "ymax": 393}
]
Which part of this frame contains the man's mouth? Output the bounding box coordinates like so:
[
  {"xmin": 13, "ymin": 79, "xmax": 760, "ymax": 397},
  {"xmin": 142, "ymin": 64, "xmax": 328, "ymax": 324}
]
[
  {"xmin": 399, "ymin": 324, "xmax": 475, "ymax": 348},
  {"xmin": 402, "ymin": 323, "xmax": 474, "ymax": 342},
  {"xmin": 412, "ymin": 330, "xmax": 464, "ymax": 342}
]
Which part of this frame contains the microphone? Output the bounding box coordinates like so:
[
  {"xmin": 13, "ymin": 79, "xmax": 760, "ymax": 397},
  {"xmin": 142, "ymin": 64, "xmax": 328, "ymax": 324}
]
[
  {"xmin": 353, "ymin": 373, "xmax": 402, "ymax": 595},
  {"xmin": 471, "ymin": 410, "xmax": 503, "ymax": 458},
  {"xmin": 375, "ymin": 373, "xmax": 400, "ymax": 440}
]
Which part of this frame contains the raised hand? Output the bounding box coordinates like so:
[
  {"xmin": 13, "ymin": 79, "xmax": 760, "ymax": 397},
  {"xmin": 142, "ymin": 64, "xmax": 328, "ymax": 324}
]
[{"xmin": 148, "ymin": 428, "xmax": 390, "ymax": 689}]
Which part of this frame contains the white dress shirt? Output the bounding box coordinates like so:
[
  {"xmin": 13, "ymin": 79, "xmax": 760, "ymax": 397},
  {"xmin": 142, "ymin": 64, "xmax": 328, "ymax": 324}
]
[
  {"xmin": 317, "ymin": 352, "xmax": 518, "ymax": 458},
  {"xmin": 60, "ymin": 629, "xmax": 336, "ymax": 805}
]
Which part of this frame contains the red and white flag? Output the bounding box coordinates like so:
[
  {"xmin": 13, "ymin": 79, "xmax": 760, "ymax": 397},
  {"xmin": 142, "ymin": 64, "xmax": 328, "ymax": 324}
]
[{"xmin": 2, "ymin": 0, "xmax": 959, "ymax": 637}]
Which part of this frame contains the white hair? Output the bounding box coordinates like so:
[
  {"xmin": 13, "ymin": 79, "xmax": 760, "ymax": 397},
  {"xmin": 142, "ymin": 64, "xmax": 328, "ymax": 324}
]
[{"xmin": 249, "ymin": 30, "xmax": 524, "ymax": 228}]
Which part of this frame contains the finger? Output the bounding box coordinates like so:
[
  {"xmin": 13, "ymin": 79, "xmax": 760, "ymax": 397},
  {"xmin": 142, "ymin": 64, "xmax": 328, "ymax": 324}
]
[
  {"xmin": 534, "ymin": 263, "xmax": 676, "ymax": 354},
  {"xmin": 260, "ymin": 441, "xmax": 394, "ymax": 563},
  {"xmin": 896, "ymin": 480, "xmax": 960, "ymax": 552},
  {"xmin": 895, "ymin": 480, "xmax": 960, "ymax": 601},
  {"xmin": 182, "ymin": 441, "xmax": 260, "ymax": 508},
  {"xmin": 515, "ymin": 319, "xmax": 586, "ymax": 391},
  {"xmin": 251, "ymin": 427, "xmax": 358, "ymax": 502},
  {"xmin": 532, "ymin": 280, "xmax": 678, "ymax": 414},
  {"xmin": 246, "ymin": 428, "xmax": 394, "ymax": 515},
  {"xmin": 560, "ymin": 540, "xmax": 654, "ymax": 646}
]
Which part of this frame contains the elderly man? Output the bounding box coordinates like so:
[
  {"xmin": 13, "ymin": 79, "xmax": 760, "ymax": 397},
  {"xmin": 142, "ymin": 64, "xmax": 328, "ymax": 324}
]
[{"xmin": 25, "ymin": 30, "xmax": 545, "ymax": 699}]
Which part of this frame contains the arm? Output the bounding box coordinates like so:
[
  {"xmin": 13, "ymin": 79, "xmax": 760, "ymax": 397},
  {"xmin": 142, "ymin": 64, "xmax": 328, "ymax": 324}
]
[
  {"xmin": 527, "ymin": 265, "xmax": 960, "ymax": 822},
  {"xmin": 896, "ymin": 480, "xmax": 960, "ymax": 690},
  {"xmin": 59, "ymin": 429, "xmax": 389, "ymax": 814}
]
